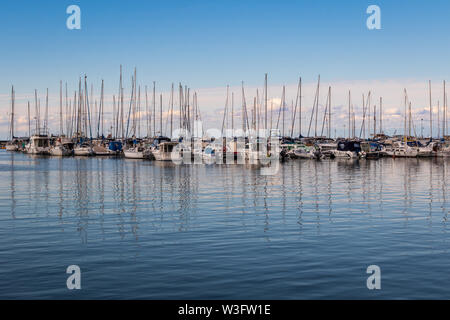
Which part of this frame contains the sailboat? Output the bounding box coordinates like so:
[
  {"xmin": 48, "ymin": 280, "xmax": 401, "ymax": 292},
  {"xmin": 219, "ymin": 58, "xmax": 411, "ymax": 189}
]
[
  {"xmin": 385, "ymin": 89, "xmax": 419, "ymax": 158},
  {"xmin": 385, "ymin": 141, "xmax": 418, "ymax": 158},
  {"xmin": 26, "ymin": 89, "xmax": 51, "ymax": 155},
  {"xmin": 73, "ymin": 76, "xmax": 95, "ymax": 156},
  {"xmin": 123, "ymin": 70, "xmax": 151, "ymax": 159},
  {"xmin": 50, "ymin": 138, "xmax": 73, "ymax": 156},
  {"xmin": 50, "ymin": 82, "xmax": 73, "ymax": 156},
  {"xmin": 124, "ymin": 139, "xmax": 151, "ymax": 159},
  {"xmin": 74, "ymin": 142, "xmax": 94, "ymax": 156}
]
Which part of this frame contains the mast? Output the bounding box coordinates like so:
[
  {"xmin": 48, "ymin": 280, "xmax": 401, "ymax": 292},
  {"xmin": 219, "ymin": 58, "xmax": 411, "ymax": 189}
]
[
  {"xmin": 119, "ymin": 65, "xmax": 124, "ymax": 139},
  {"xmin": 348, "ymin": 90, "xmax": 351, "ymax": 138},
  {"xmin": 221, "ymin": 85, "xmax": 229, "ymax": 136},
  {"xmin": 170, "ymin": 83, "xmax": 174, "ymax": 137},
  {"xmin": 45, "ymin": 88, "xmax": 49, "ymax": 133},
  {"xmin": 75, "ymin": 89, "xmax": 79, "ymax": 138},
  {"xmin": 241, "ymin": 81, "xmax": 249, "ymax": 134},
  {"xmin": 187, "ymin": 88, "xmax": 191, "ymax": 134},
  {"xmin": 10, "ymin": 86, "xmax": 14, "ymax": 140},
  {"xmin": 137, "ymin": 85, "xmax": 141, "ymax": 138},
  {"xmin": 138, "ymin": 85, "xmax": 141, "ymax": 138},
  {"xmin": 373, "ymin": 101, "xmax": 376, "ymax": 137},
  {"xmin": 328, "ymin": 86, "xmax": 331, "ymax": 138},
  {"xmin": 153, "ymin": 82, "xmax": 156, "ymax": 137},
  {"xmin": 359, "ymin": 93, "xmax": 370, "ymax": 139},
  {"xmin": 242, "ymin": 82, "xmax": 246, "ymax": 133},
  {"xmin": 65, "ymin": 82, "xmax": 68, "ymax": 137},
  {"xmin": 307, "ymin": 76, "xmax": 320, "ymax": 137},
  {"xmin": 117, "ymin": 66, "xmax": 123, "ymax": 139},
  {"xmin": 446, "ymin": 91, "xmax": 448, "ymax": 138},
  {"xmin": 134, "ymin": 68, "xmax": 137, "ymax": 138},
  {"xmin": 404, "ymin": 89, "xmax": 407, "ymax": 140},
  {"xmin": 100, "ymin": 79, "xmax": 104, "ymax": 137},
  {"xmin": 125, "ymin": 75, "xmax": 134, "ymax": 140},
  {"xmin": 112, "ymin": 95, "xmax": 116, "ymax": 138},
  {"xmin": 270, "ymin": 101, "xmax": 273, "ymax": 132},
  {"xmin": 315, "ymin": 75, "xmax": 320, "ymax": 137},
  {"xmin": 59, "ymin": 81, "xmax": 63, "ymax": 135},
  {"xmin": 84, "ymin": 75, "xmax": 93, "ymax": 140},
  {"xmin": 368, "ymin": 93, "xmax": 371, "ymax": 137},
  {"xmin": 160, "ymin": 93, "xmax": 163, "ymax": 136},
  {"xmin": 409, "ymin": 101, "xmax": 412, "ymax": 138},
  {"xmin": 380, "ymin": 97, "xmax": 383, "ymax": 134},
  {"xmin": 292, "ymin": 98, "xmax": 295, "ymax": 133},
  {"xmin": 290, "ymin": 77, "xmax": 301, "ymax": 138},
  {"xmin": 320, "ymin": 87, "xmax": 330, "ymax": 138},
  {"xmin": 299, "ymin": 78, "xmax": 302, "ymax": 137},
  {"xmin": 444, "ymin": 80, "xmax": 447, "ymax": 137},
  {"xmin": 91, "ymin": 84, "xmax": 94, "ymax": 134},
  {"xmin": 145, "ymin": 86, "xmax": 149, "ymax": 138},
  {"xmin": 282, "ymin": 86, "xmax": 285, "ymax": 137},
  {"xmin": 256, "ymin": 90, "xmax": 259, "ymax": 134},
  {"xmin": 27, "ymin": 101, "xmax": 31, "ymax": 138},
  {"xmin": 184, "ymin": 86, "xmax": 188, "ymax": 131},
  {"xmin": 264, "ymin": 73, "xmax": 268, "ymax": 133},
  {"xmin": 34, "ymin": 90, "xmax": 39, "ymax": 134},
  {"xmin": 232, "ymin": 92, "xmax": 235, "ymax": 134},
  {"xmin": 438, "ymin": 100, "xmax": 440, "ymax": 139},
  {"xmin": 429, "ymin": 80, "xmax": 432, "ymax": 139},
  {"xmin": 179, "ymin": 84, "xmax": 182, "ymax": 130}
]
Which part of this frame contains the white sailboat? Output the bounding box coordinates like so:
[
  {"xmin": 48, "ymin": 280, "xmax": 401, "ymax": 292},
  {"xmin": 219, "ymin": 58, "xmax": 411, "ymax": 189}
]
[
  {"xmin": 385, "ymin": 141, "xmax": 418, "ymax": 158},
  {"xmin": 50, "ymin": 136, "xmax": 73, "ymax": 156},
  {"xmin": 124, "ymin": 145, "xmax": 151, "ymax": 159},
  {"xmin": 50, "ymin": 142, "xmax": 73, "ymax": 156},
  {"xmin": 74, "ymin": 143, "xmax": 94, "ymax": 156}
]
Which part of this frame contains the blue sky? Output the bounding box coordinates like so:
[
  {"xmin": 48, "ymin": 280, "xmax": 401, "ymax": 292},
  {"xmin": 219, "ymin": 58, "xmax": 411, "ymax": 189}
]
[{"xmin": 1, "ymin": 0, "xmax": 450, "ymax": 137}]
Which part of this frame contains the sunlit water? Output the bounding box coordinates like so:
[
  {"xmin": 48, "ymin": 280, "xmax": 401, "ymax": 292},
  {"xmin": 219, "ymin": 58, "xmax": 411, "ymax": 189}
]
[{"xmin": 0, "ymin": 150, "xmax": 450, "ymax": 299}]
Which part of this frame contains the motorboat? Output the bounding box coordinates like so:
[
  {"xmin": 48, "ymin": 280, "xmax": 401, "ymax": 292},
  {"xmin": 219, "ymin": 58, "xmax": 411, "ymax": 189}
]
[{"xmin": 26, "ymin": 133, "xmax": 51, "ymax": 155}]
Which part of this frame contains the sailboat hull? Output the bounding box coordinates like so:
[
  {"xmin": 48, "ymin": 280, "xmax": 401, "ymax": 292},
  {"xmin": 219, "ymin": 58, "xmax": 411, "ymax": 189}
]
[
  {"xmin": 124, "ymin": 150, "xmax": 145, "ymax": 159},
  {"xmin": 50, "ymin": 147, "xmax": 73, "ymax": 156},
  {"xmin": 5, "ymin": 145, "xmax": 18, "ymax": 151},
  {"xmin": 74, "ymin": 147, "xmax": 94, "ymax": 156}
]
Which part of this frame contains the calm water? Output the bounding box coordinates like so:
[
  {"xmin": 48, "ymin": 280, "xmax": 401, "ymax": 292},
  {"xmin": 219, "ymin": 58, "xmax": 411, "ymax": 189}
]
[{"xmin": 1, "ymin": 149, "xmax": 450, "ymax": 299}]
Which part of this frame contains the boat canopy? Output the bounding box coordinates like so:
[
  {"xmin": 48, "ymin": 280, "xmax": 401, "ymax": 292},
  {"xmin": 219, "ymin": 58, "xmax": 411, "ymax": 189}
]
[
  {"xmin": 109, "ymin": 141, "xmax": 123, "ymax": 151},
  {"xmin": 337, "ymin": 141, "xmax": 361, "ymax": 152}
]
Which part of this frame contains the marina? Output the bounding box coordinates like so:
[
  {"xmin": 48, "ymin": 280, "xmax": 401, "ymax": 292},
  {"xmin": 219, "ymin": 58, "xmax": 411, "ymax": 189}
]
[{"xmin": 4, "ymin": 72, "xmax": 450, "ymax": 164}]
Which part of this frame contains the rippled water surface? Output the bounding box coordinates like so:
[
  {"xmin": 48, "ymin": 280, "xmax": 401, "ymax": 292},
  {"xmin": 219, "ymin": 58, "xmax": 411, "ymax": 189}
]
[{"xmin": 1, "ymin": 150, "xmax": 450, "ymax": 299}]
